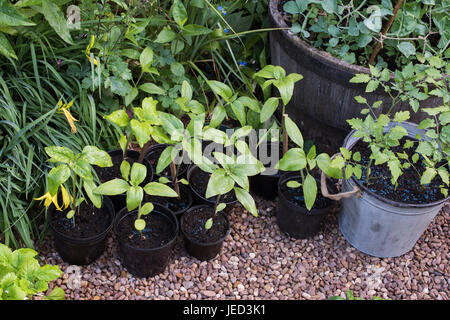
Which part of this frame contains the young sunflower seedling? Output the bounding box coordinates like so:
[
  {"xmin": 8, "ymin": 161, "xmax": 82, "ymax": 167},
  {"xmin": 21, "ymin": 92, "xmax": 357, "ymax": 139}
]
[{"xmin": 93, "ymin": 161, "xmax": 178, "ymax": 238}]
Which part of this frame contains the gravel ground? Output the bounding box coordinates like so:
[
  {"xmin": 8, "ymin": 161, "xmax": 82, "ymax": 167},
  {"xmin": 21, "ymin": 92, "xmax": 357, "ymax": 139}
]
[{"xmin": 37, "ymin": 197, "xmax": 449, "ymax": 300}]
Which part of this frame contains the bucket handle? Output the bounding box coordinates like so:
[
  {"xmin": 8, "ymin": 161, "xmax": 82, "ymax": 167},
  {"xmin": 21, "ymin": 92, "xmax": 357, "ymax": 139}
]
[{"xmin": 320, "ymin": 153, "xmax": 362, "ymax": 201}]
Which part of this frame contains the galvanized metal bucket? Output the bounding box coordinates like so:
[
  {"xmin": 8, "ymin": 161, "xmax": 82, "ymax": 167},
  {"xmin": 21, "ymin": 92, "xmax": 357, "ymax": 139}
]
[{"xmin": 325, "ymin": 121, "xmax": 448, "ymax": 258}]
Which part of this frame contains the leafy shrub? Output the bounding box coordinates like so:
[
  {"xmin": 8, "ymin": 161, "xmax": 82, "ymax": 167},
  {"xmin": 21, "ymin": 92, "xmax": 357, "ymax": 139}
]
[{"xmin": 0, "ymin": 243, "xmax": 64, "ymax": 300}]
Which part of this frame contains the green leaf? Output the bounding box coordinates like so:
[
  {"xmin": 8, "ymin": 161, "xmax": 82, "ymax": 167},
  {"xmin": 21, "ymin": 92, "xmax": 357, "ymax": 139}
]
[
  {"xmin": 171, "ymin": 0, "xmax": 188, "ymax": 27},
  {"xmin": 350, "ymin": 73, "xmax": 371, "ymax": 83},
  {"xmin": 393, "ymin": 111, "xmax": 410, "ymax": 123},
  {"xmin": 277, "ymin": 148, "xmax": 307, "ymax": 171},
  {"xmin": 354, "ymin": 96, "xmax": 367, "ymax": 104},
  {"xmin": 285, "ymin": 116, "xmax": 304, "ymax": 148},
  {"xmin": 421, "ymin": 167, "xmax": 437, "ymax": 185},
  {"xmin": 71, "ymin": 158, "xmax": 93, "ymax": 181},
  {"xmin": 139, "ymin": 83, "xmax": 166, "ymax": 95},
  {"xmin": 84, "ymin": 179, "xmax": 101, "ymax": 208},
  {"xmin": 139, "ymin": 202, "xmax": 154, "ymax": 216},
  {"xmin": 130, "ymin": 162, "xmax": 147, "ymax": 186},
  {"xmin": 45, "ymin": 287, "xmax": 65, "ymax": 300},
  {"xmin": 130, "ymin": 119, "xmax": 152, "ymax": 148},
  {"xmin": 287, "ymin": 180, "xmax": 301, "ymax": 188},
  {"xmin": 170, "ymin": 62, "xmax": 185, "ymax": 77},
  {"xmin": 135, "ymin": 219, "xmax": 146, "ymax": 231},
  {"xmin": 366, "ymin": 80, "xmax": 379, "ymax": 93},
  {"xmin": 127, "ymin": 186, "xmax": 143, "ymax": 211},
  {"xmin": 397, "ymin": 42, "xmax": 416, "ymax": 58},
  {"xmin": 182, "ymin": 24, "xmax": 212, "ymax": 36},
  {"xmin": 156, "ymin": 146, "xmax": 176, "ymax": 174},
  {"xmin": 104, "ymin": 109, "xmax": 130, "ymax": 128},
  {"xmin": 303, "ymin": 174, "xmax": 317, "ymax": 211},
  {"xmin": 66, "ymin": 210, "xmax": 75, "ymax": 219},
  {"xmin": 208, "ymin": 80, "xmax": 233, "ymax": 100},
  {"xmin": 120, "ymin": 160, "xmax": 131, "ymax": 181},
  {"xmin": 45, "ymin": 146, "xmax": 74, "ymax": 163},
  {"xmin": 209, "ymin": 105, "xmax": 227, "ymax": 128},
  {"xmin": 234, "ymin": 187, "xmax": 258, "ymax": 217},
  {"xmin": 205, "ymin": 218, "xmax": 213, "ymax": 230},
  {"xmin": 144, "ymin": 182, "xmax": 178, "ymax": 197},
  {"xmin": 94, "ymin": 179, "xmax": 130, "ymax": 196},
  {"xmin": 155, "ymin": 28, "xmax": 176, "ymax": 43},
  {"xmin": 0, "ymin": 0, "xmax": 35, "ymax": 27},
  {"xmin": 140, "ymin": 46, "xmax": 154, "ymax": 73},
  {"xmin": 0, "ymin": 32, "xmax": 17, "ymax": 59},
  {"xmin": 206, "ymin": 169, "xmax": 235, "ymax": 198},
  {"xmin": 260, "ymin": 97, "xmax": 279, "ymax": 123},
  {"xmin": 39, "ymin": 0, "xmax": 73, "ymax": 44},
  {"xmin": 47, "ymin": 164, "xmax": 70, "ymax": 196},
  {"xmin": 81, "ymin": 146, "xmax": 112, "ymax": 167},
  {"xmin": 216, "ymin": 203, "xmax": 226, "ymax": 212}
]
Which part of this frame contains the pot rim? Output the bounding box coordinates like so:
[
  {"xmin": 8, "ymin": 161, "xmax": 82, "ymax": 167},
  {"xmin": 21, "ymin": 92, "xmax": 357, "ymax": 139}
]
[
  {"xmin": 48, "ymin": 196, "xmax": 115, "ymax": 243},
  {"xmin": 180, "ymin": 204, "xmax": 231, "ymax": 247},
  {"xmin": 278, "ymin": 172, "xmax": 336, "ymax": 213},
  {"xmin": 113, "ymin": 204, "xmax": 179, "ymax": 252},
  {"xmin": 186, "ymin": 164, "xmax": 238, "ymax": 205},
  {"xmin": 343, "ymin": 122, "xmax": 450, "ymax": 209}
]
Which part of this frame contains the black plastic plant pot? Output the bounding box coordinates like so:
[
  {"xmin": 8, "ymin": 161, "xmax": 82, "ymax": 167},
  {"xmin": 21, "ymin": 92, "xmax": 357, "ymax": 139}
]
[
  {"xmin": 48, "ymin": 196, "xmax": 115, "ymax": 265},
  {"xmin": 144, "ymin": 183, "xmax": 194, "ymax": 223},
  {"xmin": 144, "ymin": 143, "xmax": 188, "ymax": 179},
  {"xmin": 114, "ymin": 204, "xmax": 178, "ymax": 278},
  {"xmin": 181, "ymin": 205, "xmax": 231, "ymax": 261},
  {"xmin": 95, "ymin": 149, "xmax": 154, "ymax": 213},
  {"xmin": 276, "ymin": 172, "xmax": 337, "ymax": 239},
  {"xmin": 186, "ymin": 164, "xmax": 237, "ymax": 206},
  {"xmin": 250, "ymin": 141, "xmax": 284, "ymax": 200}
]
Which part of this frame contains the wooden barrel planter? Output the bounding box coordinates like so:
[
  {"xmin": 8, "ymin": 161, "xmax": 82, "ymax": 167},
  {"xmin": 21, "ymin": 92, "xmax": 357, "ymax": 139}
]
[{"xmin": 268, "ymin": 0, "xmax": 439, "ymax": 152}]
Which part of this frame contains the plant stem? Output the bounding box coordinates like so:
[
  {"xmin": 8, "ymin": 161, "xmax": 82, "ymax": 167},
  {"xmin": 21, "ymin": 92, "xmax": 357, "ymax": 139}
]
[
  {"xmin": 368, "ymin": 0, "xmax": 404, "ymax": 66},
  {"xmin": 282, "ymin": 108, "xmax": 288, "ymax": 156},
  {"xmin": 138, "ymin": 141, "xmax": 152, "ymax": 164},
  {"xmin": 170, "ymin": 161, "xmax": 180, "ymax": 198}
]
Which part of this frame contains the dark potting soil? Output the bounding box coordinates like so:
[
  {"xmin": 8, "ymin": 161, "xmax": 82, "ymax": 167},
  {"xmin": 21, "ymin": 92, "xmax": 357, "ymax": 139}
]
[
  {"xmin": 182, "ymin": 206, "xmax": 228, "ymax": 243},
  {"xmin": 189, "ymin": 167, "xmax": 237, "ymax": 203},
  {"xmin": 144, "ymin": 185, "xmax": 191, "ymax": 214},
  {"xmin": 280, "ymin": 177, "xmax": 332, "ymax": 209},
  {"xmin": 50, "ymin": 201, "xmax": 111, "ymax": 238},
  {"xmin": 116, "ymin": 212, "xmax": 175, "ymax": 249},
  {"xmin": 146, "ymin": 147, "xmax": 188, "ymax": 178},
  {"xmin": 352, "ymin": 138, "xmax": 446, "ymax": 204}
]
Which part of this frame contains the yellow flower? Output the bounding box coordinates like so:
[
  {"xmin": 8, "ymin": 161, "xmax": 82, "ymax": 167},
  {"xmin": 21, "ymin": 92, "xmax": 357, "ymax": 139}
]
[
  {"xmin": 60, "ymin": 185, "xmax": 73, "ymax": 209},
  {"xmin": 34, "ymin": 192, "xmax": 62, "ymax": 211},
  {"xmin": 57, "ymin": 100, "xmax": 78, "ymax": 133},
  {"xmin": 85, "ymin": 35, "xmax": 98, "ymax": 66}
]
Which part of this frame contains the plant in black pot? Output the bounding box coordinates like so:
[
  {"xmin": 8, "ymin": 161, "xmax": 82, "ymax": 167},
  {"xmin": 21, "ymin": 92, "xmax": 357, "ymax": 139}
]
[
  {"xmin": 275, "ymin": 117, "xmax": 337, "ymax": 239},
  {"xmin": 34, "ymin": 145, "xmax": 114, "ymax": 265},
  {"xmin": 321, "ymin": 56, "xmax": 450, "ymax": 258},
  {"xmin": 250, "ymin": 64, "xmax": 304, "ymax": 199},
  {"xmin": 94, "ymin": 161, "xmax": 179, "ymax": 277},
  {"xmin": 145, "ymin": 81, "xmax": 205, "ymax": 179},
  {"xmin": 182, "ymin": 133, "xmax": 263, "ymax": 261},
  {"xmin": 100, "ymin": 97, "xmax": 171, "ymax": 210}
]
